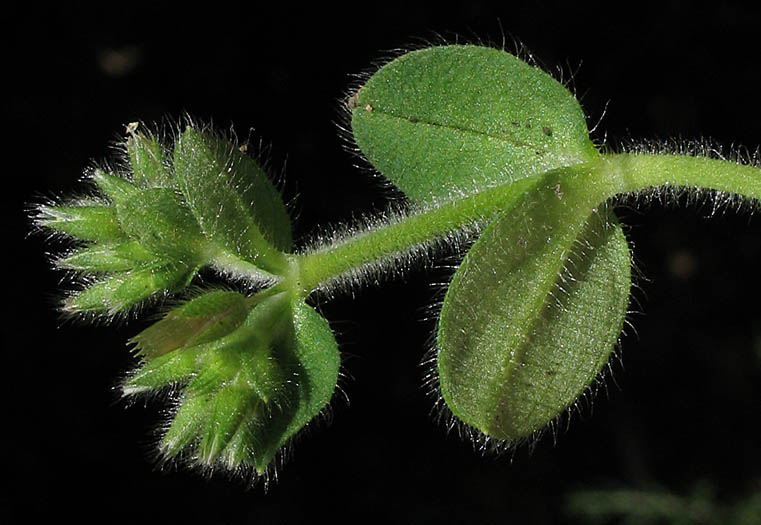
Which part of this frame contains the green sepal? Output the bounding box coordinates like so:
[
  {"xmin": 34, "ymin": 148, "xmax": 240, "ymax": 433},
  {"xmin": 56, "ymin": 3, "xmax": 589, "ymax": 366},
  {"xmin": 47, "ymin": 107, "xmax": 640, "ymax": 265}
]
[
  {"xmin": 58, "ymin": 241, "xmax": 154, "ymax": 272},
  {"xmin": 437, "ymin": 167, "xmax": 631, "ymax": 441},
  {"xmin": 352, "ymin": 45, "xmax": 598, "ymax": 203},
  {"xmin": 162, "ymin": 393, "xmax": 209, "ymax": 455},
  {"xmin": 129, "ymin": 289, "xmax": 252, "ymax": 359},
  {"xmin": 174, "ymin": 126, "xmax": 291, "ymax": 272},
  {"xmin": 92, "ymin": 169, "xmax": 138, "ymax": 205},
  {"xmin": 196, "ymin": 380, "xmax": 263, "ymax": 464},
  {"xmin": 65, "ymin": 262, "xmax": 196, "ymax": 315},
  {"xmin": 122, "ymin": 346, "xmax": 202, "ymax": 395},
  {"xmin": 196, "ymin": 347, "xmax": 283, "ymax": 465},
  {"xmin": 126, "ymin": 128, "xmax": 174, "ymax": 189},
  {"xmin": 36, "ymin": 204, "xmax": 126, "ymax": 243},
  {"xmin": 115, "ymin": 187, "xmax": 209, "ymax": 262}
]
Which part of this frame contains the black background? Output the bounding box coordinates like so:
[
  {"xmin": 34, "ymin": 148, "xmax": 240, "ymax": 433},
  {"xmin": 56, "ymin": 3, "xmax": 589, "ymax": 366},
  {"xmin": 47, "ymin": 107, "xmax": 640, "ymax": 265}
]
[{"xmin": 6, "ymin": 2, "xmax": 761, "ymax": 523}]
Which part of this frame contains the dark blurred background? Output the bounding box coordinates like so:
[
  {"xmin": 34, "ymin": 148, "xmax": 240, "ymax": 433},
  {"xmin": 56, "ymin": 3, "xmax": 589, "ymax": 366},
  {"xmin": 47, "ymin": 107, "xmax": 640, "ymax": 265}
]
[{"xmin": 6, "ymin": 2, "xmax": 761, "ymax": 523}]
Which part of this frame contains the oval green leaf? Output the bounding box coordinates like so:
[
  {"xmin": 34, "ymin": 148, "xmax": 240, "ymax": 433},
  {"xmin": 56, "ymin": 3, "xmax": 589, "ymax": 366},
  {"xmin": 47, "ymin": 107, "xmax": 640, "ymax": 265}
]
[
  {"xmin": 437, "ymin": 168, "xmax": 630, "ymax": 441},
  {"xmin": 352, "ymin": 45, "xmax": 598, "ymax": 203}
]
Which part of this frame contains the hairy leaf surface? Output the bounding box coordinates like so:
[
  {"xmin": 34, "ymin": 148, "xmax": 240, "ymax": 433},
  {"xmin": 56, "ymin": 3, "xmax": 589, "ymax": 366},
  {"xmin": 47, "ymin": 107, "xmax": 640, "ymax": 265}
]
[
  {"xmin": 352, "ymin": 45, "xmax": 598, "ymax": 203},
  {"xmin": 437, "ymin": 168, "xmax": 631, "ymax": 441}
]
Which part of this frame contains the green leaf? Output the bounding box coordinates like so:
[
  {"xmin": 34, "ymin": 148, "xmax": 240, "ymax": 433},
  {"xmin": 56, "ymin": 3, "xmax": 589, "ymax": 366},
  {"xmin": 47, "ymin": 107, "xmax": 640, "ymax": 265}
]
[
  {"xmin": 352, "ymin": 45, "xmax": 598, "ymax": 203},
  {"xmin": 174, "ymin": 127, "xmax": 292, "ymax": 273},
  {"xmin": 115, "ymin": 187, "xmax": 208, "ymax": 262},
  {"xmin": 437, "ymin": 167, "xmax": 630, "ymax": 441}
]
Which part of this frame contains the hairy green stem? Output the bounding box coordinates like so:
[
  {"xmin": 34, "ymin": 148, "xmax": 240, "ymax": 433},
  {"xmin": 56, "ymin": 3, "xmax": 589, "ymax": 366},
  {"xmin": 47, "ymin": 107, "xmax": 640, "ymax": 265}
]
[
  {"xmin": 608, "ymin": 153, "xmax": 761, "ymax": 200},
  {"xmin": 291, "ymin": 153, "xmax": 761, "ymax": 296},
  {"xmin": 296, "ymin": 177, "xmax": 539, "ymax": 294}
]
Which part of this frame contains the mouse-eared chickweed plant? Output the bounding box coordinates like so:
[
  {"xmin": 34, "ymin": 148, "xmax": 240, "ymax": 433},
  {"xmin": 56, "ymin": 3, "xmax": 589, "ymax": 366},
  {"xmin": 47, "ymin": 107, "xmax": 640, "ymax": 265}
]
[{"xmin": 34, "ymin": 44, "xmax": 761, "ymax": 485}]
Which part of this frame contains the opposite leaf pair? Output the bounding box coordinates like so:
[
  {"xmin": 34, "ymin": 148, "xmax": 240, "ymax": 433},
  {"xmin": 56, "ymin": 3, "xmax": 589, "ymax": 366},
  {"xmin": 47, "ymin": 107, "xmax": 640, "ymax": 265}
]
[{"xmin": 352, "ymin": 46, "xmax": 630, "ymax": 442}]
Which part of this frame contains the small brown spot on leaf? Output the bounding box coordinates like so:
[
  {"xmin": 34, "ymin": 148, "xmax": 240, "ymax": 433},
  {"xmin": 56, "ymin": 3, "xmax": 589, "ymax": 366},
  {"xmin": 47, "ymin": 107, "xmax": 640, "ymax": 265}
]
[
  {"xmin": 554, "ymin": 183, "xmax": 564, "ymax": 199},
  {"xmin": 544, "ymin": 370, "xmax": 554, "ymax": 376},
  {"xmin": 347, "ymin": 91, "xmax": 360, "ymax": 110}
]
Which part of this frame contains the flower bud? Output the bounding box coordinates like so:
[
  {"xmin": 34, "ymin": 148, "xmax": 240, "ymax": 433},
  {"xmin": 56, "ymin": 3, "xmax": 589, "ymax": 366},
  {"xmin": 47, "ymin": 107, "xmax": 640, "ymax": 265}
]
[{"xmin": 124, "ymin": 291, "xmax": 340, "ymax": 477}]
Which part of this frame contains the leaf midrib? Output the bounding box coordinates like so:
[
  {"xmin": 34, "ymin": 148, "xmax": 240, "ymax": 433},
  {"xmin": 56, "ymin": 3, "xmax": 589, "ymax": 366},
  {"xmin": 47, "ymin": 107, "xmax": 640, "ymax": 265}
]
[{"xmin": 362, "ymin": 107, "xmax": 552, "ymax": 156}]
